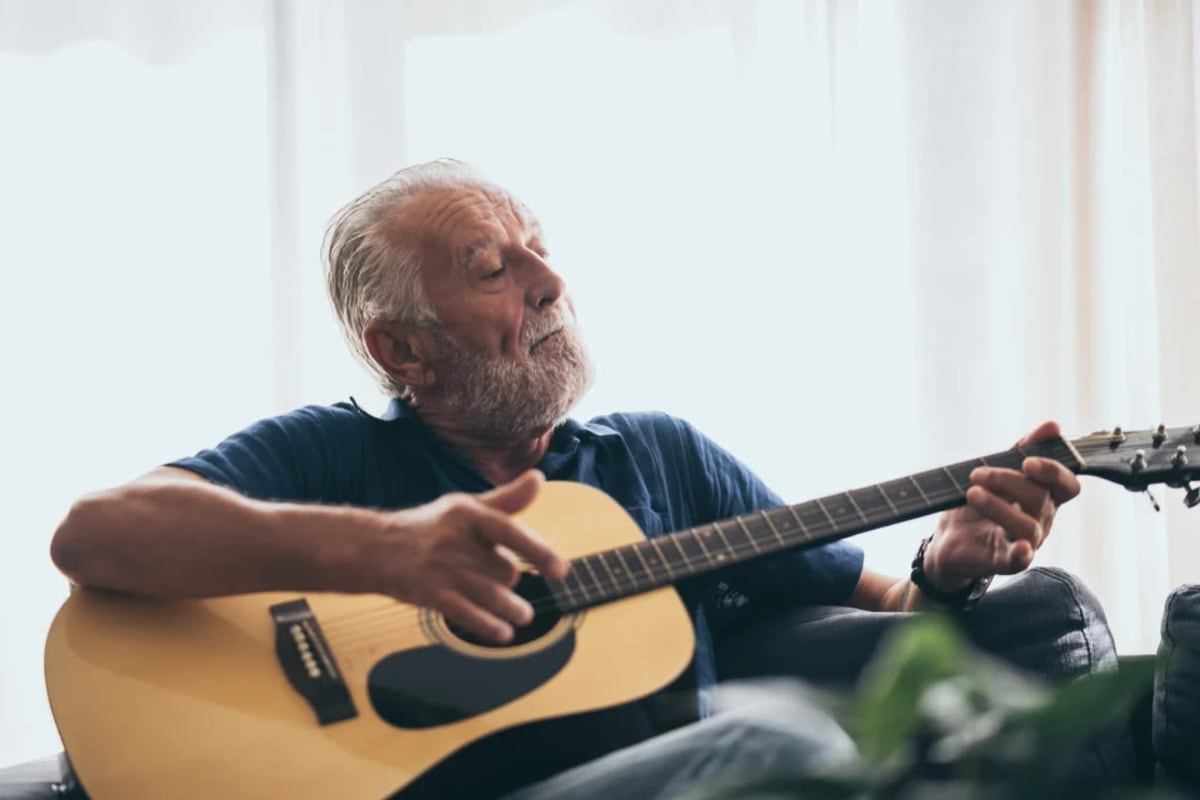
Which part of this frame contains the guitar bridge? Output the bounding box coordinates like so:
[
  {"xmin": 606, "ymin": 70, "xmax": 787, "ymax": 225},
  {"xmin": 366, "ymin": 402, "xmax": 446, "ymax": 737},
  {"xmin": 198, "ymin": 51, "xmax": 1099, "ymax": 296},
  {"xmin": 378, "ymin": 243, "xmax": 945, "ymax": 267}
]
[{"xmin": 269, "ymin": 599, "xmax": 357, "ymax": 725}]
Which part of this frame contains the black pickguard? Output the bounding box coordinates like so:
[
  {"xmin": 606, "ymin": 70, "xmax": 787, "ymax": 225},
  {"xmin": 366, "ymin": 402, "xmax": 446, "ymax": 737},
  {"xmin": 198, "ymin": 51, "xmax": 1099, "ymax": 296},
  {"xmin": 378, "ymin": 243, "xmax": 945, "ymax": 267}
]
[{"xmin": 366, "ymin": 631, "xmax": 575, "ymax": 728}]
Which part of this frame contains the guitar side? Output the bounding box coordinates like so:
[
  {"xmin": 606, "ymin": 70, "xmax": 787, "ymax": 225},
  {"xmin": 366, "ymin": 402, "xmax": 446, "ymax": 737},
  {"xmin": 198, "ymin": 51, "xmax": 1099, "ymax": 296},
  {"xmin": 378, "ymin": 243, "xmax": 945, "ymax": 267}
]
[{"xmin": 44, "ymin": 482, "xmax": 696, "ymax": 799}]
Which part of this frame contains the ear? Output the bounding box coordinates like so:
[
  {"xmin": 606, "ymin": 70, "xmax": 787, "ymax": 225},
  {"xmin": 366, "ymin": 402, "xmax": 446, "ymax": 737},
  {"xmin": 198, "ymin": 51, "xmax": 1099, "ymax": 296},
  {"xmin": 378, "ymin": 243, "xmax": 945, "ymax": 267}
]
[{"xmin": 363, "ymin": 320, "xmax": 435, "ymax": 390}]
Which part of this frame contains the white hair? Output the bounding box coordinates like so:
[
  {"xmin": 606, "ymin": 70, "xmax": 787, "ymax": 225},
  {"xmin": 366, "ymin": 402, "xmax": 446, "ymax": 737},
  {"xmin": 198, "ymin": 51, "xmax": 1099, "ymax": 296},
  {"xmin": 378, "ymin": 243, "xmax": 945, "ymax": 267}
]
[{"xmin": 322, "ymin": 159, "xmax": 499, "ymax": 395}]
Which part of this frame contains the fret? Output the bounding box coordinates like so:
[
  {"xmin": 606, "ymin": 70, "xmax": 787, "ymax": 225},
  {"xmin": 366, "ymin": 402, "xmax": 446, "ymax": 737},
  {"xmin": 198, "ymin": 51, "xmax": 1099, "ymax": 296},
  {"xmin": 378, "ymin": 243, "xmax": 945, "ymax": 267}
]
[
  {"xmin": 648, "ymin": 538, "xmax": 677, "ymax": 580},
  {"xmin": 697, "ymin": 526, "xmax": 733, "ymax": 564},
  {"xmin": 814, "ymin": 497, "xmax": 840, "ymax": 531},
  {"xmin": 941, "ymin": 466, "xmax": 965, "ymax": 493},
  {"xmin": 563, "ymin": 569, "xmax": 593, "ymax": 607},
  {"xmin": 548, "ymin": 444, "xmax": 1086, "ymax": 612},
  {"xmin": 673, "ymin": 530, "xmax": 711, "ymax": 573},
  {"xmin": 1047, "ymin": 439, "xmax": 1083, "ymax": 470},
  {"xmin": 918, "ymin": 467, "xmax": 959, "ymax": 500},
  {"xmin": 952, "ymin": 460, "xmax": 981, "ymax": 491},
  {"xmin": 875, "ymin": 483, "xmax": 899, "ymax": 515},
  {"xmin": 784, "ymin": 505, "xmax": 812, "ymax": 540},
  {"xmin": 548, "ymin": 578, "xmax": 574, "ymax": 611},
  {"xmin": 844, "ymin": 491, "xmax": 870, "ymax": 524},
  {"xmin": 734, "ymin": 516, "xmax": 763, "ymax": 553},
  {"xmin": 577, "ymin": 556, "xmax": 605, "ymax": 599},
  {"xmin": 606, "ymin": 549, "xmax": 641, "ymax": 590},
  {"xmin": 907, "ymin": 474, "xmax": 930, "ymax": 503},
  {"xmin": 759, "ymin": 509, "xmax": 788, "ymax": 546},
  {"xmin": 709, "ymin": 521, "xmax": 738, "ymax": 557},
  {"xmin": 1000, "ymin": 450, "xmax": 1026, "ymax": 469},
  {"xmin": 716, "ymin": 516, "xmax": 756, "ymax": 555},
  {"xmin": 981, "ymin": 448, "xmax": 1021, "ymax": 473},
  {"xmin": 592, "ymin": 552, "xmax": 622, "ymax": 591},
  {"xmin": 630, "ymin": 540, "xmax": 660, "ymax": 579},
  {"xmin": 670, "ymin": 534, "xmax": 693, "ymax": 568}
]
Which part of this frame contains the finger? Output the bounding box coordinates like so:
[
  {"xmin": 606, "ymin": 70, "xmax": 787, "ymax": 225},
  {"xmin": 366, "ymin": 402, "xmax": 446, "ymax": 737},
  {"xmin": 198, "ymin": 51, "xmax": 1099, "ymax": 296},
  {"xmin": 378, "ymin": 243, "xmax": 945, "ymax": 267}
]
[
  {"xmin": 1021, "ymin": 456, "xmax": 1081, "ymax": 505},
  {"xmin": 1016, "ymin": 420, "xmax": 1062, "ymax": 446},
  {"xmin": 965, "ymin": 485, "xmax": 1042, "ymax": 546},
  {"xmin": 472, "ymin": 547, "xmax": 523, "ymax": 588},
  {"xmin": 456, "ymin": 572, "xmax": 535, "ymax": 627},
  {"xmin": 436, "ymin": 590, "xmax": 514, "ymax": 644},
  {"xmin": 472, "ymin": 507, "xmax": 569, "ymax": 581},
  {"xmin": 478, "ymin": 470, "xmax": 545, "ymax": 515},
  {"xmin": 969, "ymin": 467, "xmax": 1053, "ymax": 519}
]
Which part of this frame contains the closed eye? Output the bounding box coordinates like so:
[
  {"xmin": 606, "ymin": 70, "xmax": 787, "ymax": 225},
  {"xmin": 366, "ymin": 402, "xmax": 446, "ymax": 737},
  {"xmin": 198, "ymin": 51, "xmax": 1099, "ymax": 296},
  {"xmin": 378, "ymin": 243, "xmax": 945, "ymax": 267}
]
[{"xmin": 485, "ymin": 266, "xmax": 507, "ymax": 279}]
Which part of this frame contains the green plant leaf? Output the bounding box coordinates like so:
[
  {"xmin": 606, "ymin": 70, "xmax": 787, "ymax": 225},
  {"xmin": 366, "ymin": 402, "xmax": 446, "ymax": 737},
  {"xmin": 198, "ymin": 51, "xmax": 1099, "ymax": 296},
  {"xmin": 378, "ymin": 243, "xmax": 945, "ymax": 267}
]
[{"xmin": 851, "ymin": 616, "xmax": 973, "ymax": 760}]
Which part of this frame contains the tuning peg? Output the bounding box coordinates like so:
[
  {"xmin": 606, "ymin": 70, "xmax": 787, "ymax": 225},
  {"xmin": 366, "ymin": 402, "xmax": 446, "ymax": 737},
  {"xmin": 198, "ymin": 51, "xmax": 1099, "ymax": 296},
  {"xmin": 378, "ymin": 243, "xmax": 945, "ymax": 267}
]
[
  {"xmin": 1173, "ymin": 446, "xmax": 1189, "ymax": 469},
  {"xmin": 1193, "ymin": 425, "xmax": 1200, "ymax": 445},
  {"xmin": 1185, "ymin": 484, "xmax": 1200, "ymax": 509},
  {"xmin": 1153, "ymin": 425, "xmax": 1167, "ymax": 448},
  {"xmin": 1130, "ymin": 450, "xmax": 1147, "ymax": 473},
  {"xmin": 1109, "ymin": 427, "xmax": 1126, "ymax": 449}
]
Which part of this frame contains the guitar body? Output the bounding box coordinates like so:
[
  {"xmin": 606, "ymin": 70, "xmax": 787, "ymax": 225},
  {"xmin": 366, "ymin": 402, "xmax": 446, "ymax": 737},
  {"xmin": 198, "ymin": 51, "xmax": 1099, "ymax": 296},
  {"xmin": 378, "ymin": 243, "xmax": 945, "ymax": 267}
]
[
  {"xmin": 47, "ymin": 421, "xmax": 1185, "ymax": 799},
  {"xmin": 44, "ymin": 482, "xmax": 695, "ymax": 799}
]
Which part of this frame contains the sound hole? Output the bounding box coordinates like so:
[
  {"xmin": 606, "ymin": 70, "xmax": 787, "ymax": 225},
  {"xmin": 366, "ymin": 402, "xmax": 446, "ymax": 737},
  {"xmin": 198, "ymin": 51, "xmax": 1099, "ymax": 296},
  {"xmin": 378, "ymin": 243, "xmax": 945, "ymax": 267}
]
[{"xmin": 445, "ymin": 572, "xmax": 562, "ymax": 648}]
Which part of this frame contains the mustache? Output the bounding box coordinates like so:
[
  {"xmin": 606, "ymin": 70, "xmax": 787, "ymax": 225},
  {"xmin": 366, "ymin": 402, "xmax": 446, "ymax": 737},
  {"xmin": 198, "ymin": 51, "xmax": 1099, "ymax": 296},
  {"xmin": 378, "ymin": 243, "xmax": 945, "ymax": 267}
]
[{"xmin": 521, "ymin": 308, "xmax": 575, "ymax": 350}]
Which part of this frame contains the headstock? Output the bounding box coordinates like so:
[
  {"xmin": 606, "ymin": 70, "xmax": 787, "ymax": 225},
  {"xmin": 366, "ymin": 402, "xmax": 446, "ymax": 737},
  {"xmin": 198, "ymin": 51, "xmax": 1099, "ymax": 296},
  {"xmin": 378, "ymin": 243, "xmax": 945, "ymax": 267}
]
[{"xmin": 1071, "ymin": 424, "xmax": 1200, "ymax": 507}]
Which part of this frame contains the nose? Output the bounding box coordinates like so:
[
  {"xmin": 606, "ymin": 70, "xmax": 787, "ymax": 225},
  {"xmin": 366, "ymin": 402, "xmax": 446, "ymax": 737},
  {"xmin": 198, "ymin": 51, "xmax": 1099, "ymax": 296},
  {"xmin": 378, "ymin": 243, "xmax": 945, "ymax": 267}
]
[{"xmin": 522, "ymin": 250, "xmax": 566, "ymax": 310}]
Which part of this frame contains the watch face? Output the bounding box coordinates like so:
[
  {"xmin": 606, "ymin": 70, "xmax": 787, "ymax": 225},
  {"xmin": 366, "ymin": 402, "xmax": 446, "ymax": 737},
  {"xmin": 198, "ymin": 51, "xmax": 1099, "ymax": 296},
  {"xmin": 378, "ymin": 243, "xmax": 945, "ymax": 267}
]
[{"xmin": 966, "ymin": 576, "xmax": 994, "ymax": 604}]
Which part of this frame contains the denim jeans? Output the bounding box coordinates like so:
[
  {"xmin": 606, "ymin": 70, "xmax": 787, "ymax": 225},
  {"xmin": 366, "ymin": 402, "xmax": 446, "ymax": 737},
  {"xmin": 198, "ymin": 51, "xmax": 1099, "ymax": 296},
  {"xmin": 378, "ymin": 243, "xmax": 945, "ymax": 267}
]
[
  {"xmin": 502, "ymin": 695, "xmax": 855, "ymax": 800},
  {"xmin": 501, "ymin": 567, "xmax": 1126, "ymax": 800}
]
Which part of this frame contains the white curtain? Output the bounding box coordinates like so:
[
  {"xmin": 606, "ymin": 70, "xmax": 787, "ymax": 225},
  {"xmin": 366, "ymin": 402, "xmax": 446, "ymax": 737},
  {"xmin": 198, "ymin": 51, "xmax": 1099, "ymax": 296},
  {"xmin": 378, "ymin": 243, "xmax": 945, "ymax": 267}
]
[{"xmin": 2, "ymin": 0, "xmax": 1199, "ymax": 767}]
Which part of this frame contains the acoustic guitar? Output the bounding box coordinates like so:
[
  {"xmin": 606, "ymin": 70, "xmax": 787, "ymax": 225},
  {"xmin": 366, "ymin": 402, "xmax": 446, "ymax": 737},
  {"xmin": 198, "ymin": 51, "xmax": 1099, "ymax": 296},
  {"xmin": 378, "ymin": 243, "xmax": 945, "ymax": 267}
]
[{"xmin": 44, "ymin": 424, "xmax": 1200, "ymax": 798}]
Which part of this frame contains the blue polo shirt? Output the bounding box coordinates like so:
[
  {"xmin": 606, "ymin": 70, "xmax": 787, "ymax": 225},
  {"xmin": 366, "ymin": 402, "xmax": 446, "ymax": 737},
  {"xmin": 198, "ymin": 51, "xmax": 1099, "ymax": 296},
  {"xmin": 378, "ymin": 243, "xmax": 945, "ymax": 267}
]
[{"xmin": 171, "ymin": 399, "xmax": 863, "ymax": 796}]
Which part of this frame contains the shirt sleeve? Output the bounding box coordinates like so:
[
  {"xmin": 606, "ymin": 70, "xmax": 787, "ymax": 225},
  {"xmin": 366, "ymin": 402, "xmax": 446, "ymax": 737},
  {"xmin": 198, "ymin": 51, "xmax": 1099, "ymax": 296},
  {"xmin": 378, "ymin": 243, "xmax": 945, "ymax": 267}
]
[
  {"xmin": 677, "ymin": 417, "xmax": 865, "ymax": 617},
  {"xmin": 167, "ymin": 405, "xmax": 363, "ymax": 503}
]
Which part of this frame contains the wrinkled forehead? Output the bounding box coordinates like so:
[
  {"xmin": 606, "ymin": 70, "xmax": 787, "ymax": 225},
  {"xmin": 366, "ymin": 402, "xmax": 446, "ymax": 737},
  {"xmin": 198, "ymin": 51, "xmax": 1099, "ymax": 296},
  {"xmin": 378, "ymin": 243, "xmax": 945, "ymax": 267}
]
[{"xmin": 397, "ymin": 185, "xmax": 541, "ymax": 256}]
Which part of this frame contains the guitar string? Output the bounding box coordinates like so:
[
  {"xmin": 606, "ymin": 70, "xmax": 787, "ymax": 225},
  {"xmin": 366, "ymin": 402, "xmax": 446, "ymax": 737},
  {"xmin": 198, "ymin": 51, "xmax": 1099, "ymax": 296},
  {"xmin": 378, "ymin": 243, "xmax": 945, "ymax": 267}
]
[
  {"xmin": 320, "ymin": 445, "xmax": 1077, "ymax": 639},
  {"xmin": 321, "ymin": 476, "xmax": 975, "ymax": 633},
  {"xmin": 321, "ymin": 437, "xmax": 1170, "ymax": 645},
  {"xmin": 319, "ymin": 450, "xmax": 1041, "ymax": 638},
  {"xmin": 322, "ymin": 481, "xmax": 992, "ymax": 646}
]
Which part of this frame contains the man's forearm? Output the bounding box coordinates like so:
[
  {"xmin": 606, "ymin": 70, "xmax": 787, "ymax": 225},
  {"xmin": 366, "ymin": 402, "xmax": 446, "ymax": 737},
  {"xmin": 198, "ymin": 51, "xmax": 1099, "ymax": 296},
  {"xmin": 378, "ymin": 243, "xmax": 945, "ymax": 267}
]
[{"xmin": 51, "ymin": 475, "xmax": 387, "ymax": 599}]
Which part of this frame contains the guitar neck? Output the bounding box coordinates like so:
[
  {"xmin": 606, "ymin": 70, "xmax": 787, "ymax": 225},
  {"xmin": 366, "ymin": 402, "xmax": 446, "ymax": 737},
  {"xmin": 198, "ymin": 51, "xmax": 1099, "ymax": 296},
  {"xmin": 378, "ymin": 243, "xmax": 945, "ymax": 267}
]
[{"xmin": 550, "ymin": 437, "xmax": 1084, "ymax": 613}]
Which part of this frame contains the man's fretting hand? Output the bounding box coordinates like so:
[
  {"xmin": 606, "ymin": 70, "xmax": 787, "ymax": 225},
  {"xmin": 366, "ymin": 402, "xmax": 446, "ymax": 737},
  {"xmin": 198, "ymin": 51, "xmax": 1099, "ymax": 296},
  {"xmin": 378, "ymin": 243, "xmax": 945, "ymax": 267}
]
[
  {"xmin": 373, "ymin": 470, "xmax": 568, "ymax": 644},
  {"xmin": 922, "ymin": 421, "xmax": 1081, "ymax": 592}
]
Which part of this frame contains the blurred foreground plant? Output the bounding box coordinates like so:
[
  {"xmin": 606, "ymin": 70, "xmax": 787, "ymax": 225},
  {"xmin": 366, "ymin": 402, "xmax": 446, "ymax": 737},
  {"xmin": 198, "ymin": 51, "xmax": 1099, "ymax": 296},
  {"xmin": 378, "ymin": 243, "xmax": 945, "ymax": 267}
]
[{"xmin": 694, "ymin": 615, "xmax": 1168, "ymax": 799}]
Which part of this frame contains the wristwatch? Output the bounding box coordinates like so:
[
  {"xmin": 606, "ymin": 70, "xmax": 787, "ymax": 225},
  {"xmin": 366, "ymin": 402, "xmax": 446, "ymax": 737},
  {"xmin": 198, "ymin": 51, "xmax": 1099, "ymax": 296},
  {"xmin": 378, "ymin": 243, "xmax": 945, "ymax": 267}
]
[{"xmin": 910, "ymin": 535, "xmax": 992, "ymax": 611}]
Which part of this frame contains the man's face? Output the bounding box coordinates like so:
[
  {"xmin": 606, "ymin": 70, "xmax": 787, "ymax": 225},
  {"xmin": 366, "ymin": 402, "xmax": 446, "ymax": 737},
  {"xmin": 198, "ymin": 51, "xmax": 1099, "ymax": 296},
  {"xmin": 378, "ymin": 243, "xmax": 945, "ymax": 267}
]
[{"xmin": 395, "ymin": 186, "xmax": 593, "ymax": 437}]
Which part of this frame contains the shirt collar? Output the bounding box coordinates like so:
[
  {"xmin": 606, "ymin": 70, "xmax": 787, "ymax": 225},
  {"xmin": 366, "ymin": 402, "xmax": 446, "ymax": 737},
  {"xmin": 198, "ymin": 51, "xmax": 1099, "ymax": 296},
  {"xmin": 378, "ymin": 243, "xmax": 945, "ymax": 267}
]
[
  {"xmin": 378, "ymin": 397, "xmax": 418, "ymax": 422},
  {"xmin": 373, "ymin": 397, "xmax": 620, "ymax": 441}
]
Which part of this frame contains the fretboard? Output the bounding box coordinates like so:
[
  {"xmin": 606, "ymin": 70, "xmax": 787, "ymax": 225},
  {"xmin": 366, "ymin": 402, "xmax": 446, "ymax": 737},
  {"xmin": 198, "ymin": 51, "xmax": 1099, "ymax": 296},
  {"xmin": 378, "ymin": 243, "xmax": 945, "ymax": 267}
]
[{"xmin": 550, "ymin": 437, "xmax": 1083, "ymax": 613}]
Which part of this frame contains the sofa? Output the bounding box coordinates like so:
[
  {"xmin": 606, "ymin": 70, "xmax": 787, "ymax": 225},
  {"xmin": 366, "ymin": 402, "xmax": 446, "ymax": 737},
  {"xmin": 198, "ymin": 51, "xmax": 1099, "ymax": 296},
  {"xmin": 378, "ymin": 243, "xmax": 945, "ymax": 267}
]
[{"xmin": 2, "ymin": 573, "xmax": 1196, "ymax": 799}]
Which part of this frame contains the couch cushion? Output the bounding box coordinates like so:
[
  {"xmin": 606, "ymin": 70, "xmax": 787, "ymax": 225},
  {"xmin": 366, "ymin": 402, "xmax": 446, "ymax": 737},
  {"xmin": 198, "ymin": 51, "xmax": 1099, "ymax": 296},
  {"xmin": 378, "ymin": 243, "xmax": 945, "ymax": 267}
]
[
  {"xmin": 1155, "ymin": 583, "xmax": 1200, "ymax": 791},
  {"xmin": 715, "ymin": 567, "xmax": 1133, "ymax": 788}
]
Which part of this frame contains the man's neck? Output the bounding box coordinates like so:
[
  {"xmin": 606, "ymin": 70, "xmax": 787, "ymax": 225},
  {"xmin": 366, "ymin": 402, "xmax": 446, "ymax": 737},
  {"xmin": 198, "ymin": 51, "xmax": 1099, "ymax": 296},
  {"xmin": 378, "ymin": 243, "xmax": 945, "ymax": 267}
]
[{"xmin": 415, "ymin": 404, "xmax": 555, "ymax": 487}]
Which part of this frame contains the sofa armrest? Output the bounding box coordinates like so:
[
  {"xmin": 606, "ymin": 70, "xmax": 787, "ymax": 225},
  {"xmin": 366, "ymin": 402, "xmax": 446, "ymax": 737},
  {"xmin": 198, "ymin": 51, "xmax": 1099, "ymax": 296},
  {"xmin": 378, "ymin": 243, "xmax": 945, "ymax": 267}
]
[
  {"xmin": 0, "ymin": 753, "xmax": 84, "ymax": 800},
  {"xmin": 1155, "ymin": 584, "xmax": 1200, "ymax": 792}
]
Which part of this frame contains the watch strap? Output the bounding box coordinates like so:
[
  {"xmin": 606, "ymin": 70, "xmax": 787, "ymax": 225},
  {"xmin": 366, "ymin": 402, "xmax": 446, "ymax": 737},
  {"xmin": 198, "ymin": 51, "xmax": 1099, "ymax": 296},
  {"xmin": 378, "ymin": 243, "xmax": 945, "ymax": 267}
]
[{"xmin": 910, "ymin": 534, "xmax": 991, "ymax": 611}]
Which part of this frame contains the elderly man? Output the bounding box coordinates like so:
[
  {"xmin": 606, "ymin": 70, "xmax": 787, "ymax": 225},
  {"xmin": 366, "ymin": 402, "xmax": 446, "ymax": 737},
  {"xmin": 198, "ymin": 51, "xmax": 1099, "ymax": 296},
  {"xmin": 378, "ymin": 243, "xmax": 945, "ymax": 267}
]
[{"xmin": 51, "ymin": 160, "xmax": 1098, "ymax": 799}]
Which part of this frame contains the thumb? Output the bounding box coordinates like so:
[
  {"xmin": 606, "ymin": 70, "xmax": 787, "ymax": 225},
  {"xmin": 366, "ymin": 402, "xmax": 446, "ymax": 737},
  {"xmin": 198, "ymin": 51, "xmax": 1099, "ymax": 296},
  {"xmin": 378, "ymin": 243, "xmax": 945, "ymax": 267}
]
[
  {"xmin": 1004, "ymin": 539, "xmax": 1035, "ymax": 573},
  {"xmin": 478, "ymin": 469, "xmax": 545, "ymax": 515}
]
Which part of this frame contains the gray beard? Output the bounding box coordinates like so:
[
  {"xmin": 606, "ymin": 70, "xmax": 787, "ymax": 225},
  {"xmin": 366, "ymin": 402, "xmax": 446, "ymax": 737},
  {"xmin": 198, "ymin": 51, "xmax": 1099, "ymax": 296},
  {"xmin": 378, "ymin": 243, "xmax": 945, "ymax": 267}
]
[{"xmin": 425, "ymin": 319, "xmax": 594, "ymax": 439}]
